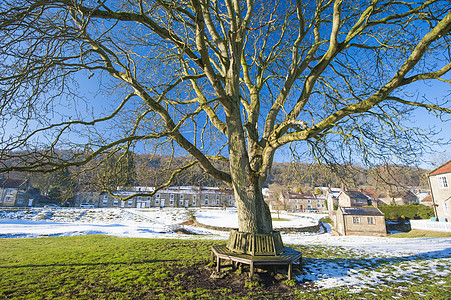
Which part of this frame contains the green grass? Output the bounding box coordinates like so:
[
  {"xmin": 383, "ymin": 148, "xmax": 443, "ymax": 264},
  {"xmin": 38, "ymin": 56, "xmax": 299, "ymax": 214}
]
[
  {"xmin": 0, "ymin": 236, "xmax": 220, "ymax": 299},
  {"xmin": 0, "ymin": 235, "xmax": 449, "ymax": 299},
  {"xmin": 390, "ymin": 230, "xmax": 451, "ymax": 238}
]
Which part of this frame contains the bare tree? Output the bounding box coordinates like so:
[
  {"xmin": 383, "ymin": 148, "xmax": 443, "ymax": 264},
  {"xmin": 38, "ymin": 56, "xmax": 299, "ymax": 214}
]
[{"xmin": 0, "ymin": 0, "xmax": 450, "ymax": 235}]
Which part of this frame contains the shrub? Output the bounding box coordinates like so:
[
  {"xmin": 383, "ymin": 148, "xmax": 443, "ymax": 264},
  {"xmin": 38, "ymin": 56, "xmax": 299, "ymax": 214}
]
[{"xmin": 378, "ymin": 204, "xmax": 434, "ymax": 221}]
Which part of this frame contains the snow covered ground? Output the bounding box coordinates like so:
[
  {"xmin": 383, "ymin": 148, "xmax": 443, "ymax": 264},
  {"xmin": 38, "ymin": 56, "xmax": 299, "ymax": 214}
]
[
  {"xmin": 0, "ymin": 207, "xmax": 325, "ymax": 239},
  {"xmin": 1, "ymin": 207, "xmax": 450, "ymax": 292}
]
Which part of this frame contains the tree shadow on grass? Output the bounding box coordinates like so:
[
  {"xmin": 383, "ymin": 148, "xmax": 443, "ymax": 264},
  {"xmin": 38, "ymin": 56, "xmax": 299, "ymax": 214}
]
[{"xmin": 0, "ymin": 258, "xmax": 179, "ymax": 269}]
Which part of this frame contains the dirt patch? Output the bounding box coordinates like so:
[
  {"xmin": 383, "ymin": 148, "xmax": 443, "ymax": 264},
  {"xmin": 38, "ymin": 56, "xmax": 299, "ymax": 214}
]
[
  {"xmin": 173, "ymin": 228, "xmax": 198, "ymax": 235},
  {"xmin": 164, "ymin": 261, "xmax": 302, "ymax": 299},
  {"xmin": 181, "ymin": 219, "xmax": 195, "ymax": 226}
]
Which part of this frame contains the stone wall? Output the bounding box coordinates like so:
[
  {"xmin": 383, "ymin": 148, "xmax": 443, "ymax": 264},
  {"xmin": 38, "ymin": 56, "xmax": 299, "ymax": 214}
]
[{"xmin": 189, "ymin": 217, "xmax": 323, "ymax": 233}]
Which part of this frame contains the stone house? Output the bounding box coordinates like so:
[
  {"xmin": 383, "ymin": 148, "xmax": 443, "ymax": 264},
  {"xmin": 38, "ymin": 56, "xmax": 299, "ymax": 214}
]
[
  {"xmin": 378, "ymin": 190, "xmax": 418, "ymax": 205},
  {"xmin": 283, "ymin": 192, "xmax": 327, "ymax": 212},
  {"xmin": 337, "ymin": 190, "xmax": 371, "ymax": 207},
  {"xmin": 326, "ymin": 188, "xmax": 341, "ymax": 212},
  {"xmin": 329, "ymin": 189, "xmax": 387, "ymax": 236},
  {"xmin": 334, "ymin": 207, "xmax": 387, "ymax": 236},
  {"xmin": 82, "ymin": 186, "xmax": 236, "ymax": 208},
  {"xmin": 0, "ymin": 178, "xmax": 38, "ymax": 207},
  {"xmin": 428, "ymin": 160, "xmax": 451, "ymax": 221},
  {"xmin": 74, "ymin": 191, "xmax": 101, "ymax": 207},
  {"xmin": 420, "ymin": 194, "xmax": 434, "ymax": 207}
]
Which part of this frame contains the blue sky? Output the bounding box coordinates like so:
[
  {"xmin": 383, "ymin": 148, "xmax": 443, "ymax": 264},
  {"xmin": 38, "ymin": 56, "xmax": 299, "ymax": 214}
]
[{"xmin": 2, "ymin": 69, "xmax": 448, "ymax": 171}]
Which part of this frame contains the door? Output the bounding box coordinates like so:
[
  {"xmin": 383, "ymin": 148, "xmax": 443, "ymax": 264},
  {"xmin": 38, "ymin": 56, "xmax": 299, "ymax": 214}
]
[
  {"xmin": 160, "ymin": 199, "xmax": 165, "ymax": 208},
  {"xmin": 28, "ymin": 199, "xmax": 34, "ymax": 207},
  {"xmin": 185, "ymin": 200, "xmax": 189, "ymax": 208}
]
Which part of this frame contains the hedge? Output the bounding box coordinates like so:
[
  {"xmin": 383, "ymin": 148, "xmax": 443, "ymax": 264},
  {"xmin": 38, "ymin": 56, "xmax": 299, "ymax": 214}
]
[{"xmin": 378, "ymin": 204, "xmax": 434, "ymax": 221}]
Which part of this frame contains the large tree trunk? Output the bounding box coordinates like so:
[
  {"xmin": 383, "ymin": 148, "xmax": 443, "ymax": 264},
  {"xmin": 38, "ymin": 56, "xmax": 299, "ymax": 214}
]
[
  {"xmin": 226, "ymin": 101, "xmax": 273, "ymax": 234},
  {"xmin": 233, "ymin": 176, "xmax": 273, "ymax": 234}
]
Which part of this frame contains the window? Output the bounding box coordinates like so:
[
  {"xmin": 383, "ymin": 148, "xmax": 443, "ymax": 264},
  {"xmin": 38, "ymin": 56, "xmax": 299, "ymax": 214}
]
[
  {"xmin": 179, "ymin": 200, "xmax": 184, "ymax": 206},
  {"xmin": 113, "ymin": 200, "xmax": 119, "ymax": 206},
  {"xmin": 103, "ymin": 199, "xmax": 108, "ymax": 206},
  {"xmin": 147, "ymin": 197, "xmax": 151, "ymax": 201},
  {"xmin": 192, "ymin": 200, "xmax": 196, "ymax": 206},
  {"xmin": 367, "ymin": 217, "xmax": 375, "ymax": 225},
  {"xmin": 204, "ymin": 200, "xmax": 209, "ymax": 205},
  {"xmin": 205, "ymin": 195, "xmax": 209, "ymax": 199},
  {"xmin": 170, "ymin": 194, "xmax": 174, "ymax": 199},
  {"xmin": 103, "ymin": 195, "xmax": 108, "ymax": 200},
  {"xmin": 155, "ymin": 199, "xmax": 160, "ymax": 205},
  {"xmin": 438, "ymin": 176, "xmax": 449, "ymax": 189},
  {"xmin": 352, "ymin": 217, "xmax": 361, "ymax": 224},
  {"xmin": 156, "ymin": 194, "xmax": 160, "ymax": 198},
  {"xmin": 137, "ymin": 196, "xmax": 142, "ymax": 201},
  {"xmin": 229, "ymin": 196, "xmax": 232, "ymax": 200},
  {"xmin": 169, "ymin": 200, "xmax": 174, "ymax": 205},
  {"xmin": 216, "ymin": 200, "xmax": 220, "ymax": 205},
  {"xmin": 180, "ymin": 195, "xmax": 184, "ymax": 199},
  {"xmin": 17, "ymin": 199, "xmax": 23, "ymax": 204},
  {"xmin": 128, "ymin": 200, "xmax": 133, "ymax": 206},
  {"xmin": 194, "ymin": 195, "xmax": 197, "ymax": 200},
  {"xmin": 216, "ymin": 195, "xmax": 220, "ymax": 199}
]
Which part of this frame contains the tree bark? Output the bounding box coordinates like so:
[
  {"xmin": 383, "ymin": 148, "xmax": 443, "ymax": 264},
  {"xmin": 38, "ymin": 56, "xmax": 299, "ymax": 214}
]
[
  {"xmin": 226, "ymin": 101, "xmax": 273, "ymax": 234},
  {"xmin": 233, "ymin": 177, "xmax": 273, "ymax": 234}
]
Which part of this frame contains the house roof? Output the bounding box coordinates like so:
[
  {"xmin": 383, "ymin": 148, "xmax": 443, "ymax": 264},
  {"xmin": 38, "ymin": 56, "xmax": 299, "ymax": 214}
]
[
  {"xmin": 429, "ymin": 160, "xmax": 451, "ymax": 176},
  {"xmin": 326, "ymin": 190, "xmax": 341, "ymax": 199},
  {"xmin": 343, "ymin": 190, "xmax": 369, "ymax": 200},
  {"xmin": 0, "ymin": 178, "xmax": 28, "ymax": 189},
  {"xmin": 361, "ymin": 189, "xmax": 378, "ymax": 199},
  {"xmin": 340, "ymin": 207, "xmax": 384, "ymax": 216},
  {"xmin": 420, "ymin": 195, "xmax": 433, "ymax": 203},
  {"xmin": 287, "ymin": 192, "xmax": 315, "ymax": 199}
]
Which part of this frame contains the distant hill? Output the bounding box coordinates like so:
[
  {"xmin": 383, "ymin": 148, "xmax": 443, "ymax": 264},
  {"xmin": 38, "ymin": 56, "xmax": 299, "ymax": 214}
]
[{"xmin": 2, "ymin": 152, "xmax": 430, "ymax": 196}]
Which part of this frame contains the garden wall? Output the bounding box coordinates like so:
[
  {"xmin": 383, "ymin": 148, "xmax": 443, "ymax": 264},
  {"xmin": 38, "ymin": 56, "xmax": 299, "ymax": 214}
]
[{"xmin": 410, "ymin": 220, "xmax": 451, "ymax": 232}]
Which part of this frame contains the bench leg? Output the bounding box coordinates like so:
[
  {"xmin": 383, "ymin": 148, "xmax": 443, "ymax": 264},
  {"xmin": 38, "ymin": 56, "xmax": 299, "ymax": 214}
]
[
  {"xmin": 249, "ymin": 261, "xmax": 254, "ymax": 279},
  {"xmin": 271, "ymin": 265, "xmax": 276, "ymax": 275},
  {"xmin": 288, "ymin": 263, "xmax": 292, "ymax": 280},
  {"xmin": 211, "ymin": 250, "xmax": 214, "ymax": 263},
  {"xmin": 216, "ymin": 256, "xmax": 221, "ymax": 272}
]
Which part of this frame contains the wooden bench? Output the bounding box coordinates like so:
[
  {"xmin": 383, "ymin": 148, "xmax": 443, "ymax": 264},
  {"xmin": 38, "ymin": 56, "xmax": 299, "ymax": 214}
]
[{"xmin": 211, "ymin": 245, "xmax": 302, "ymax": 280}]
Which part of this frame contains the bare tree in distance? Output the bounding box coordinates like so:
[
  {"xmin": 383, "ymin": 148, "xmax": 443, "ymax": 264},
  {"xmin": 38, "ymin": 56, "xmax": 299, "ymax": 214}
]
[{"xmin": 0, "ymin": 0, "xmax": 450, "ymax": 235}]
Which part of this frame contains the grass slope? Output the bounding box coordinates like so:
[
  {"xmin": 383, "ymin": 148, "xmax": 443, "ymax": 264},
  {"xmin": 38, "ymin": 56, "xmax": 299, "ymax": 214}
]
[
  {"xmin": 0, "ymin": 235, "xmax": 449, "ymax": 299},
  {"xmin": 390, "ymin": 230, "xmax": 451, "ymax": 238}
]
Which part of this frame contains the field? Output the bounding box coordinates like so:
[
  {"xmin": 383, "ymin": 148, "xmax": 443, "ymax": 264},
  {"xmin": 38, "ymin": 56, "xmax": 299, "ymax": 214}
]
[
  {"xmin": 1, "ymin": 235, "xmax": 450, "ymax": 299},
  {"xmin": 0, "ymin": 208, "xmax": 450, "ymax": 299}
]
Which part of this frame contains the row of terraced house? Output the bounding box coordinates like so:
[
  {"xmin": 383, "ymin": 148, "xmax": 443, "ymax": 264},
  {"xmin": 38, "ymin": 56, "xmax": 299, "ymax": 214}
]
[{"xmin": 74, "ymin": 186, "xmax": 236, "ymax": 208}]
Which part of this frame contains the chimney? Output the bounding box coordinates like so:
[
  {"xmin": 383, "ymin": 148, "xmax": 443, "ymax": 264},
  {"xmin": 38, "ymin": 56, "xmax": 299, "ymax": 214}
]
[{"xmin": 372, "ymin": 199, "xmax": 378, "ymax": 208}]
